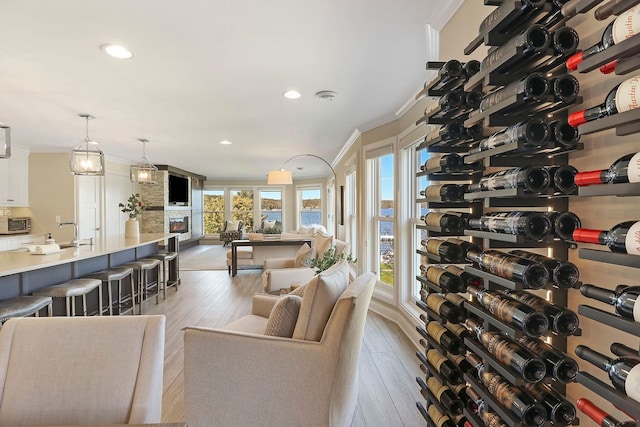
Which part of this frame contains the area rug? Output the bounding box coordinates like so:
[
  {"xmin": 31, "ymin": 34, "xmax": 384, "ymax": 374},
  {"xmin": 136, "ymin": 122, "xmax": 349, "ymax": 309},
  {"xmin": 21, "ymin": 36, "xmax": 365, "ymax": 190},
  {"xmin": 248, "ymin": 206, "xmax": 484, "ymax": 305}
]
[{"xmin": 179, "ymin": 245, "xmax": 261, "ymax": 271}]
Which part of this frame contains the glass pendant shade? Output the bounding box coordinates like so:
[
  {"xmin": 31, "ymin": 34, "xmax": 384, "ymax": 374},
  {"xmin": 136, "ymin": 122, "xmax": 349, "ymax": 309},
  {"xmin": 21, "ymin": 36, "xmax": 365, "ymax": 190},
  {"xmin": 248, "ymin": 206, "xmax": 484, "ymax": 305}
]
[
  {"xmin": 69, "ymin": 114, "xmax": 104, "ymax": 176},
  {"xmin": 130, "ymin": 138, "xmax": 158, "ymax": 184}
]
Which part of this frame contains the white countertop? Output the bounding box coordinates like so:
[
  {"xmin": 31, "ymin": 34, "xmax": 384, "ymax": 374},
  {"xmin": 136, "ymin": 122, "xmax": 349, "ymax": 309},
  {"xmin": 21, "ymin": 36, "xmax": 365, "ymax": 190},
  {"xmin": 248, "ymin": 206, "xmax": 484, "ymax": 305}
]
[{"xmin": 0, "ymin": 233, "xmax": 177, "ymax": 278}]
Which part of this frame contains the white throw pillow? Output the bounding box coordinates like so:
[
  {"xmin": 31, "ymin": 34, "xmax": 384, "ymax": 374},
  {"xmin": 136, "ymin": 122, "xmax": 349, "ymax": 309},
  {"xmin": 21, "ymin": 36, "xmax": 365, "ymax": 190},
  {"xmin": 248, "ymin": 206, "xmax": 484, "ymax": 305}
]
[
  {"xmin": 263, "ymin": 219, "xmax": 277, "ymax": 231},
  {"xmin": 313, "ymin": 232, "xmax": 334, "ymax": 260},
  {"xmin": 225, "ymin": 220, "xmax": 240, "ymax": 232},
  {"xmin": 265, "ymin": 295, "xmax": 303, "ymax": 337},
  {"xmin": 295, "ymin": 243, "xmax": 313, "ymax": 268}
]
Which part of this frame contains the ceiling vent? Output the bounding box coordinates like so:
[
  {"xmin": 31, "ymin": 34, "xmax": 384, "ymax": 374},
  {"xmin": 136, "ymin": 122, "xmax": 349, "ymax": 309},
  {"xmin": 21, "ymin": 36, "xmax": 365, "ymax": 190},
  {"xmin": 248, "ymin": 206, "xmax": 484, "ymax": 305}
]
[{"xmin": 315, "ymin": 90, "xmax": 337, "ymax": 101}]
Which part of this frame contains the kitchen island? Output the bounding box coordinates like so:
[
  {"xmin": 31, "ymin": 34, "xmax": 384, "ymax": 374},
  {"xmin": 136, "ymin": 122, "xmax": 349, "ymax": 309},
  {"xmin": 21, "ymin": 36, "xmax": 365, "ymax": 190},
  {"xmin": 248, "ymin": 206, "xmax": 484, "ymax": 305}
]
[{"xmin": 0, "ymin": 233, "xmax": 179, "ymax": 310}]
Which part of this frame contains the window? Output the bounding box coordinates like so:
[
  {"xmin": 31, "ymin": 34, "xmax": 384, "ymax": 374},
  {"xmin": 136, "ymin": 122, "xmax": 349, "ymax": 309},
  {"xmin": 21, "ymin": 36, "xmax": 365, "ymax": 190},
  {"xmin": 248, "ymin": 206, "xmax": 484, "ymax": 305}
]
[
  {"xmin": 345, "ymin": 168, "xmax": 357, "ymax": 259},
  {"xmin": 203, "ymin": 189, "xmax": 225, "ymax": 234},
  {"xmin": 260, "ymin": 190, "xmax": 282, "ymax": 225},
  {"xmin": 415, "ymin": 146, "xmax": 431, "ymax": 300},
  {"xmin": 231, "ymin": 189, "xmax": 254, "ymax": 229},
  {"xmin": 298, "ymin": 187, "xmax": 322, "ymax": 227}
]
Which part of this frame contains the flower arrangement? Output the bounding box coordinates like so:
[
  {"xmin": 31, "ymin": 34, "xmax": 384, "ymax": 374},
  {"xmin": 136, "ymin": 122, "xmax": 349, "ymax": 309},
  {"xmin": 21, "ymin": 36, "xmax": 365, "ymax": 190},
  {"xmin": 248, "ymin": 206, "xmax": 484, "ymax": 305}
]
[
  {"xmin": 306, "ymin": 247, "xmax": 357, "ymax": 274},
  {"xmin": 119, "ymin": 193, "xmax": 146, "ymax": 219}
]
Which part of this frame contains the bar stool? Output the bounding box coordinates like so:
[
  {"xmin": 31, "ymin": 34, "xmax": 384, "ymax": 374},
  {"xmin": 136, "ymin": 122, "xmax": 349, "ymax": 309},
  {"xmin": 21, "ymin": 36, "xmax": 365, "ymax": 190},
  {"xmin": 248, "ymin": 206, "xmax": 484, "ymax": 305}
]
[
  {"xmin": 86, "ymin": 266, "xmax": 135, "ymax": 315},
  {"xmin": 32, "ymin": 278, "xmax": 102, "ymax": 316},
  {"xmin": 150, "ymin": 251, "xmax": 179, "ymax": 299},
  {"xmin": 0, "ymin": 296, "xmax": 53, "ymax": 325},
  {"xmin": 122, "ymin": 258, "xmax": 161, "ymax": 314}
]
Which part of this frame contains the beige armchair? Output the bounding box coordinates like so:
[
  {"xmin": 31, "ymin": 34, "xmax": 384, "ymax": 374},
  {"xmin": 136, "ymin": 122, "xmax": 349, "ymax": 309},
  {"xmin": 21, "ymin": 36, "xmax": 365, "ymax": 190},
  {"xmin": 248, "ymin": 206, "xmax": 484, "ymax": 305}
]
[
  {"xmin": 184, "ymin": 270, "xmax": 376, "ymax": 427},
  {"xmin": 0, "ymin": 315, "xmax": 165, "ymax": 426}
]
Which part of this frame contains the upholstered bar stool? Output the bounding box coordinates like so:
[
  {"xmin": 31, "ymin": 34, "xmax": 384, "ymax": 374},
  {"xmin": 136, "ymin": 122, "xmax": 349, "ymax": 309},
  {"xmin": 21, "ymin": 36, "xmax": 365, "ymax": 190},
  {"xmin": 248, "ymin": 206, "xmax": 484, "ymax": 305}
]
[
  {"xmin": 122, "ymin": 258, "xmax": 161, "ymax": 314},
  {"xmin": 32, "ymin": 278, "xmax": 102, "ymax": 316},
  {"xmin": 0, "ymin": 296, "xmax": 53, "ymax": 325},
  {"xmin": 150, "ymin": 251, "xmax": 179, "ymax": 299},
  {"xmin": 86, "ymin": 266, "xmax": 135, "ymax": 315}
]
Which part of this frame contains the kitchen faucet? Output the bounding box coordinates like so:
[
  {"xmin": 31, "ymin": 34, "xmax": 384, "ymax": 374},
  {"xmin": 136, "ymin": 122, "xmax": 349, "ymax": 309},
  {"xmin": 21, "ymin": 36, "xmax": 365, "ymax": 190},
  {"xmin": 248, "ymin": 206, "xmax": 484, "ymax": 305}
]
[{"xmin": 59, "ymin": 222, "xmax": 79, "ymax": 248}]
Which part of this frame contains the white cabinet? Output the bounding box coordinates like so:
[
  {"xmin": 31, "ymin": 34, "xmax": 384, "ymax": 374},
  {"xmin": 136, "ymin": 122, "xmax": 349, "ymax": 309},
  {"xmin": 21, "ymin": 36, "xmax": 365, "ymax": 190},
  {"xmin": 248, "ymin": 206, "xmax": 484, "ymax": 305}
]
[
  {"xmin": 0, "ymin": 234, "xmax": 45, "ymax": 251},
  {"xmin": 0, "ymin": 146, "xmax": 29, "ymax": 206}
]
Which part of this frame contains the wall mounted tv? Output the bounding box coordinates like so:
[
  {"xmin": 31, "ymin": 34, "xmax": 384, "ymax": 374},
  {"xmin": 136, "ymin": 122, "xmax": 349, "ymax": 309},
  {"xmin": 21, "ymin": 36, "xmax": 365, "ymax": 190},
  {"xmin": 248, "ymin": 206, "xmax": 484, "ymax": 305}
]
[{"xmin": 168, "ymin": 174, "xmax": 189, "ymax": 205}]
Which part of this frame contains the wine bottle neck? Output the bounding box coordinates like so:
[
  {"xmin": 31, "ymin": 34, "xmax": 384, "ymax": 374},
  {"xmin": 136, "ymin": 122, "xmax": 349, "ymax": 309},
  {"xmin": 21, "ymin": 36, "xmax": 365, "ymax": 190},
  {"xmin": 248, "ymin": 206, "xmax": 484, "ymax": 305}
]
[
  {"xmin": 573, "ymin": 228, "xmax": 607, "ymax": 245},
  {"xmin": 576, "ymin": 345, "xmax": 613, "ymax": 372},
  {"xmin": 580, "ymin": 284, "xmax": 618, "ymax": 306},
  {"xmin": 575, "ymin": 170, "xmax": 608, "ymax": 186}
]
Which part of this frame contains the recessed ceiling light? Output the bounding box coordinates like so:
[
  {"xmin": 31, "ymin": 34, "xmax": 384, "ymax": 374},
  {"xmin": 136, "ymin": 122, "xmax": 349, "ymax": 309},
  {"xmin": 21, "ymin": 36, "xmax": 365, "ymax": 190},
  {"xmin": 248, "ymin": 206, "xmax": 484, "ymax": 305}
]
[
  {"xmin": 100, "ymin": 44, "xmax": 134, "ymax": 59},
  {"xmin": 283, "ymin": 90, "xmax": 301, "ymax": 99},
  {"xmin": 219, "ymin": 140, "xmax": 233, "ymax": 145},
  {"xmin": 316, "ymin": 90, "xmax": 337, "ymax": 101}
]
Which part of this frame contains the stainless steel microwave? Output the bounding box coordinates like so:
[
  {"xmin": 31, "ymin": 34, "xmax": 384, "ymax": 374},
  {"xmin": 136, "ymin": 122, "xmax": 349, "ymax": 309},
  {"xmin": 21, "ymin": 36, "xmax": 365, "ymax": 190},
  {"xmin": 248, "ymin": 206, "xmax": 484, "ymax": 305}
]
[{"xmin": 0, "ymin": 217, "xmax": 31, "ymax": 234}]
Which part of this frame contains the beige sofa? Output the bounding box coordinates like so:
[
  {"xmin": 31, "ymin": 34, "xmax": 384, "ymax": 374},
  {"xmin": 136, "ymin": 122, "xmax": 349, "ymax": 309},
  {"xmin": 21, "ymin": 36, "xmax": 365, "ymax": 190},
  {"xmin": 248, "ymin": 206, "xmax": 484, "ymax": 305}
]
[{"xmin": 184, "ymin": 264, "xmax": 376, "ymax": 427}]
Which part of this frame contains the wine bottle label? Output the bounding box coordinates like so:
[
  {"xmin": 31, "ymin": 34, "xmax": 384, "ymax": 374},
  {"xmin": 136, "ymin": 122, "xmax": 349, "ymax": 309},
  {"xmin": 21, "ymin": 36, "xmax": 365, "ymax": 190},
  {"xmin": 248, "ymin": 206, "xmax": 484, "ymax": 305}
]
[
  {"xmin": 428, "ymin": 404, "xmax": 451, "ymax": 427},
  {"xmin": 480, "ymin": 124, "xmax": 518, "ymax": 151},
  {"xmin": 518, "ymin": 336, "xmax": 546, "ymax": 356},
  {"xmin": 449, "ymin": 381, "xmax": 466, "ymax": 396},
  {"xmin": 509, "ymin": 292, "xmax": 544, "ymax": 311},
  {"xmin": 426, "ymin": 267, "xmax": 446, "ymax": 285},
  {"xmin": 425, "ymin": 213, "xmax": 446, "ymax": 227},
  {"xmin": 481, "ymin": 333, "xmax": 516, "ymax": 367},
  {"xmin": 612, "ymin": 6, "xmax": 640, "ymax": 44},
  {"xmin": 446, "ymin": 322, "xmax": 468, "ymax": 338},
  {"xmin": 483, "ymin": 411, "xmax": 508, "ymax": 427},
  {"xmin": 425, "ymin": 156, "xmax": 442, "ymax": 171},
  {"xmin": 624, "ymin": 221, "xmax": 640, "ymax": 255},
  {"xmin": 482, "ymin": 169, "xmax": 521, "ymax": 191},
  {"xmin": 426, "ymin": 185, "xmax": 444, "ymax": 198},
  {"xmin": 625, "ymin": 363, "xmax": 640, "ymax": 402},
  {"xmin": 480, "ymin": 252, "xmax": 517, "ymax": 279},
  {"xmin": 426, "ymin": 293, "xmax": 447, "ymax": 312},
  {"xmin": 427, "ymin": 349, "xmax": 447, "ymax": 370},
  {"xmin": 615, "ymin": 76, "xmax": 640, "ymax": 113},
  {"xmin": 445, "ymin": 265, "xmax": 464, "ymax": 276},
  {"xmin": 426, "ymin": 239, "xmax": 444, "ymax": 255},
  {"xmin": 426, "ymin": 128, "xmax": 440, "ymax": 142},
  {"xmin": 628, "ymin": 152, "xmax": 640, "ymax": 183},
  {"xmin": 427, "ymin": 322, "xmax": 449, "ymax": 342},
  {"xmin": 445, "ymin": 293, "xmax": 467, "ymax": 307},
  {"xmin": 479, "ymin": 293, "xmax": 517, "ymax": 322},
  {"xmin": 427, "ymin": 377, "xmax": 448, "ymax": 400},
  {"xmin": 483, "ymin": 372, "xmax": 518, "ymax": 409}
]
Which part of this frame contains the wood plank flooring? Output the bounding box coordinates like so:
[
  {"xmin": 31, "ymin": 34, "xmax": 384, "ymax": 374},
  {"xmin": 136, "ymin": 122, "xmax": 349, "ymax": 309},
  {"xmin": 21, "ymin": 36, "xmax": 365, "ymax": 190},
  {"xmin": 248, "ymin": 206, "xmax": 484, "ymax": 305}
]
[{"xmin": 145, "ymin": 245, "xmax": 424, "ymax": 426}]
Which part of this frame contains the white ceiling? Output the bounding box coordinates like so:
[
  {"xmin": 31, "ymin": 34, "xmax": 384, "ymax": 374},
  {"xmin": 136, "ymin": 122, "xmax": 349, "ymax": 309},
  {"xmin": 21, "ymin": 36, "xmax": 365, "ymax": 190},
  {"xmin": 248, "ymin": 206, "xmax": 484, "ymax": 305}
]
[{"xmin": 1, "ymin": 0, "xmax": 462, "ymax": 181}]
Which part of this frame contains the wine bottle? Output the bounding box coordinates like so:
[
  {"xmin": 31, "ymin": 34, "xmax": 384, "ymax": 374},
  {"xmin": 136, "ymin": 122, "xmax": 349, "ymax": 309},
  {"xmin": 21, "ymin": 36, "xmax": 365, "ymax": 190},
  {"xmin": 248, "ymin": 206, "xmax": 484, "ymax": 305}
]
[
  {"xmin": 580, "ymin": 284, "xmax": 640, "ymax": 321},
  {"xmin": 465, "ymin": 318, "xmax": 547, "ymax": 383},
  {"xmin": 566, "ymin": 6, "xmax": 640, "ymax": 71},
  {"xmin": 428, "ymin": 403, "xmax": 456, "ymax": 427},
  {"xmin": 423, "ymin": 238, "xmax": 464, "ymax": 262},
  {"xmin": 427, "ymin": 376, "xmax": 465, "ymax": 416},
  {"xmin": 504, "ymin": 289, "xmax": 580, "ymax": 336},
  {"xmin": 427, "ymin": 60, "xmax": 464, "ymax": 91},
  {"xmin": 447, "ymin": 352, "xmax": 475, "ymax": 374},
  {"xmin": 547, "ymin": 165, "xmax": 578, "ymax": 195},
  {"xmin": 463, "ymin": 60, "xmax": 481, "ymax": 78},
  {"xmin": 480, "ymin": 24, "xmax": 551, "ymax": 72},
  {"xmin": 468, "ymin": 166, "xmax": 551, "ymax": 194},
  {"xmin": 465, "ymin": 387, "xmax": 509, "ymax": 427},
  {"xmin": 480, "ymin": 73, "xmax": 550, "ymax": 112},
  {"xmin": 426, "ymin": 348, "xmax": 464, "ymax": 385},
  {"xmin": 422, "ymin": 153, "xmax": 464, "ymax": 172},
  {"xmin": 424, "ymin": 292, "xmax": 465, "ymax": 323},
  {"xmin": 477, "ymin": 1, "xmax": 548, "ymax": 38},
  {"xmin": 439, "ymin": 90, "xmax": 465, "ymax": 114},
  {"xmin": 551, "ymin": 119, "xmax": 580, "ymax": 148},
  {"xmin": 575, "ymin": 152, "xmax": 640, "ymax": 186},
  {"xmin": 480, "ymin": 371, "xmax": 547, "ymax": 427},
  {"xmin": 576, "ymin": 345, "xmax": 640, "ymax": 402},
  {"xmin": 573, "ymin": 220, "xmax": 640, "ymax": 255},
  {"xmin": 464, "ymin": 90, "xmax": 483, "ymax": 110},
  {"xmin": 545, "ymin": 211, "xmax": 582, "ymax": 241},
  {"xmin": 568, "ymin": 75, "xmax": 640, "ymax": 126},
  {"xmin": 446, "ymin": 322, "xmax": 473, "ymax": 341},
  {"xmin": 421, "ymin": 184, "xmax": 466, "ymax": 201},
  {"xmin": 465, "ymin": 351, "xmax": 486, "ymax": 378},
  {"xmin": 427, "ymin": 122, "xmax": 465, "ymax": 143},
  {"xmin": 469, "ymin": 119, "xmax": 551, "ymax": 154},
  {"xmin": 464, "ymin": 123, "xmax": 484, "ymax": 141},
  {"xmin": 577, "ymin": 397, "xmax": 635, "ymax": 427},
  {"xmin": 466, "ymin": 249, "xmax": 549, "ymax": 289},
  {"xmin": 611, "ymin": 342, "xmax": 640, "ymax": 359},
  {"xmin": 427, "ymin": 321, "xmax": 466, "ymax": 355},
  {"xmin": 508, "ymin": 249, "xmax": 579, "ymax": 289},
  {"xmin": 444, "ymin": 293, "xmax": 469, "ymax": 319},
  {"xmin": 467, "ymin": 287, "xmax": 550, "ymax": 337},
  {"xmin": 513, "ymin": 26, "xmax": 580, "ymax": 77},
  {"xmin": 467, "ymin": 211, "xmax": 552, "ymax": 241},
  {"xmin": 445, "ymin": 265, "xmax": 483, "ymax": 288},
  {"xmin": 421, "ymin": 211, "xmax": 465, "ymax": 232},
  {"xmin": 522, "ymin": 382, "xmax": 577, "ymax": 426},
  {"xmin": 518, "ymin": 336, "xmax": 579, "ymax": 383},
  {"xmin": 549, "ymin": 74, "xmax": 580, "ymax": 104},
  {"xmin": 446, "ymin": 238, "xmax": 481, "ymax": 255},
  {"xmin": 420, "ymin": 265, "xmax": 465, "ymax": 293}
]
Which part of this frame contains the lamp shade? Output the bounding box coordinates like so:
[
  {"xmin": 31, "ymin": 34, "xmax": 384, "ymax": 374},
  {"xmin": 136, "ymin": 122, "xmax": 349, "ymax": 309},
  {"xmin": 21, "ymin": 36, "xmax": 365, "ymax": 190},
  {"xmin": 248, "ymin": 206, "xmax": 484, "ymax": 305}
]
[
  {"xmin": 130, "ymin": 138, "xmax": 158, "ymax": 184},
  {"xmin": 267, "ymin": 169, "xmax": 293, "ymax": 185},
  {"xmin": 69, "ymin": 141, "xmax": 104, "ymax": 175}
]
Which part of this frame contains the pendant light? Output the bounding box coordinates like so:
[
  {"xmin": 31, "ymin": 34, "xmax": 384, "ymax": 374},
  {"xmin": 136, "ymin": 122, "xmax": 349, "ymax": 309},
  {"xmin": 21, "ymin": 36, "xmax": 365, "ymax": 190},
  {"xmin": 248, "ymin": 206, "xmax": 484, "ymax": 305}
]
[
  {"xmin": 130, "ymin": 138, "xmax": 158, "ymax": 184},
  {"xmin": 69, "ymin": 114, "xmax": 105, "ymax": 175}
]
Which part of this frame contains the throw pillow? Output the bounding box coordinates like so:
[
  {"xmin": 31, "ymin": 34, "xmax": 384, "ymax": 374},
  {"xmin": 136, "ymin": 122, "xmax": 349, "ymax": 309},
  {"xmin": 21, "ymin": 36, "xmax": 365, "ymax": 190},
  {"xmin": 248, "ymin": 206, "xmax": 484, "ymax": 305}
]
[
  {"xmin": 292, "ymin": 259, "xmax": 349, "ymax": 341},
  {"xmin": 263, "ymin": 219, "xmax": 277, "ymax": 231},
  {"xmin": 294, "ymin": 243, "xmax": 313, "ymax": 268},
  {"xmin": 225, "ymin": 220, "xmax": 240, "ymax": 232},
  {"xmin": 265, "ymin": 295, "xmax": 303, "ymax": 337},
  {"xmin": 313, "ymin": 232, "xmax": 334, "ymax": 260}
]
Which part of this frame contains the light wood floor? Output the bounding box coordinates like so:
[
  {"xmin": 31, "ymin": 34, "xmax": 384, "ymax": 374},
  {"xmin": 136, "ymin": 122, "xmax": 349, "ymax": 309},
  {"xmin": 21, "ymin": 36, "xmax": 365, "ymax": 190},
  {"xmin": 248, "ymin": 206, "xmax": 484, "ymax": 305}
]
[{"xmin": 145, "ymin": 245, "xmax": 424, "ymax": 427}]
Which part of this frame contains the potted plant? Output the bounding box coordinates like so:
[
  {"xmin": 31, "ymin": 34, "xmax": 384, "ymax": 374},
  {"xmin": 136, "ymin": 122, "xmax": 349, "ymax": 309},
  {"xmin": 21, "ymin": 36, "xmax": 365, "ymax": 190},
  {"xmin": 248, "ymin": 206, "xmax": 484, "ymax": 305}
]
[{"xmin": 119, "ymin": 193, "xmax": 146, "ymax": 238}]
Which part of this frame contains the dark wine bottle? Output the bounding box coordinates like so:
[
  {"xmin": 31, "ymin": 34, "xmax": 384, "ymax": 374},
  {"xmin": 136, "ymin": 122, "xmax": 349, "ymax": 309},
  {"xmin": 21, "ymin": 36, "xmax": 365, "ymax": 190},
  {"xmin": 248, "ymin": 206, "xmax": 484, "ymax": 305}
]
[
  {"xmin": 611, "ymin": 342, "xmax": 640, "ymax": 359},
  {"xmin": 464, "ymin": 123, "xmax": 484, "ymax": 141},
  {"xmin": 428, "ymin": 403, "xmax": 456, "ymax": 427},
  {"xmin": 420, "ymin": 265, "xmax": 465, "ymax": 293},
  {"xmin": 447, "ymin": 352, "xmax": 475, "ymax": 374},
  {"xmin": 426, "ymin": 348, "xmax": 464, "ymax": 385},
  {"xmin": 477, "ymin": 1, "xmax": 548, "ymax": 38},
  {"xmin": 504, "ymin": 289, "xmax": 580, "ymax": 336},
  {"xmin": 427, "ymin": 321, "xmax": 466, "ymax": 355},
  {"xmin": 465, "ymin": 351, "xmax": 486, "ymax": 378},
  {"xmin": 421, "ymin": 211, "xmax": 464, "ymax": 232},
  {"xmin": 466, "ymin": 387, "xmax": 510, "ymax": 427},
  {"xmin": 577, "ymin": 397, "xmax": 635, "ymax": 427},
  {"xmin": 423, "ymin": 238, "xmax": 464, "ymax": 262},
  {"xmin": 480, "ymin": 24, "xmax": 551, "ymax": 72},
  {"xmin": 439, "ymin": 90, "xmax": 464, "ymax": 114},
  {"xmin": 446, "ymin": 238, "xmax": 481, "ymax": 255},
  {"xmin": 575, "ymin": 152, "xmax": 640, "ymax": 186},
  {"xmin": 444, "ymin": 293, "xmax": 469, "ymax": 319},
  {"xmin": 547, "ymin": 165, "xmax": 578, "ymax": 195},
  {"xmin": 511, "ymin": 26, "xmax": 580, "ymax": 77},
  {"xmin": 421, "ymin": 184, "xmax": 466, "ymax": 201},
  {"xmin": 445, "ymin": 265, "xmax": 483, "ymax": 288},
  {"xmin": 423, "ymin": 292, "xmax": 464, "ymax": 323},
  {"xmin": 445, "ymin": 322, "xmax": 473, "ymax": 341},
  {"xmin": 465, "ymin": 318, "xmax": 547, "ymax": 383},
  {"xmin": 522, "ymin": 382, "xmax": 577, "ymax": 426},
  {"xmin": 467, "ymin": 287, "xmax": 550, "ymax": 337},
  {"xmin": 480, "ymin": 73, "xmax": 550, "ymax": 112},
  {"xmin": 480, "ymin": 371, "xmax": 547, "ymax": 427},
  {"xmin": 580, "ymin": 284, "xmax": 640, "ymax": 321},
  {"xmin": 422, "ymin": 153, "xmax": 464, "ymax": 172},
  {"xmin": 427, "ymin": 60, "xmax": 463, "ymax": 91},
  {"xmin": 576, "ymin": 345, "xmax": 640, "ymax": 402},
  {"xmin": 463, "ymin": 60, "xmax": 481, "ymax": 78},
  {"xmin": 427, "ymin": 376, "xmax": 465, "ymax": 416},
  {"xmin": 573, "ymin": 220, "xmax": 640, "ymax": 255},
  {"xmin": 518, "ymin": 336, "xmax": 579, "ymax": 383},
  {"xmin": 551, "ymin": 119, "xmax": 580, "ymax": 148},
  {"xmin": 467, "ymin": 211, "xmax": 552, "ymax": 241},
  {"xmin": 549, "ymin": 74, "xmax": 580, "ymax": 103},
  {"xmin": 464, "ymin": 90, "xmax": 483, "ymax": 110},
  {"xmin": 466, "ymin": 249, "xmax": 549, "ymax": 289},
  {"xmin": 427, "ymin": 122, "xmax": 465, "ymax": 143},
  {"xmin": 508, "ymin": 249, "xmax": 579, "ymax": 289},
  {"xmin": 468, "ymin": 166, "xmax": 550, "ymax": 194},
  {"xmin": 469, "ymin": 119, "xmax": 551, "ymax": 154},
  {"xmin": 568, "ymin": 75, "xmax": 640, "ymax": 126},
  {"xmin": 545, "ymin": 211, "xmax": 582, "ymax": 241},
  {"xmin": 566, "ymin": 6, "xmax": 640, "ymax": 71}
]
